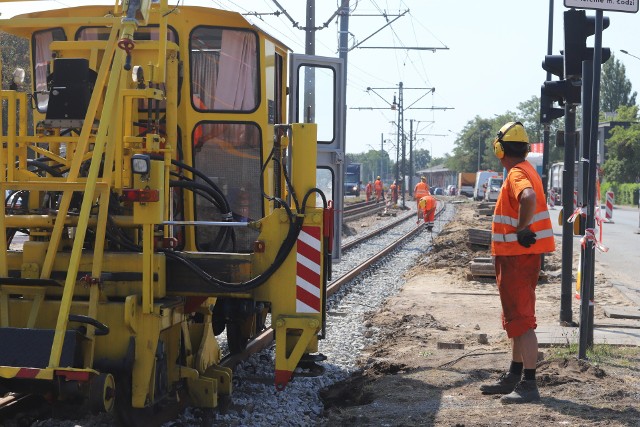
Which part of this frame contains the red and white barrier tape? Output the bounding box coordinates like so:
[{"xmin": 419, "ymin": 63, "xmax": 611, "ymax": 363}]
[
  {"xmin": 581, "ymin": 228, "xmax": 608, "ymax": 252},
  {"xmin": 567, "ymin": 207, "xmax": 584, "ymax": 223}
]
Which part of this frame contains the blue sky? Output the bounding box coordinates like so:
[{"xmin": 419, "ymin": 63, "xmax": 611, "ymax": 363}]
[{"xmin": 2, "ymin": 0, "xmax": 640, "ymax": 158}]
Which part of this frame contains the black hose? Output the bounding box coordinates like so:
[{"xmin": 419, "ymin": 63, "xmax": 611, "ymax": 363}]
[
  {"xmin": 169, "ymin": 180, "xmax": 225, "ymax": 212},
  {"xmin": 148, "ymin": 154, "xmax": 231, "ymax": 213},
  {"xmin": 27, "ymin": 160, "xmax": 64, "ymax": 177},
  {"xmin": 162, "ymin": 182, "xmax": 332, "ymax": 294},
  {"xmin": 168, "ymin": 181, "xmax": 236, "ymax": 251}
]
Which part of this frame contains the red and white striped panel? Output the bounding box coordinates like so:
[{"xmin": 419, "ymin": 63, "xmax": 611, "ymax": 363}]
[
  {"xmin": 296, "ymin": 226, "xmax": 322, "ymax": 313},
  {"xmin": 605, "ymin": 191, "xmax": 614, "ymax": 219}
]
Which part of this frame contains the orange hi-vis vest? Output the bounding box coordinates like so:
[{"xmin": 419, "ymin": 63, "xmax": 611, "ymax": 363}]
[
  {"xmin": 491, "ymin": 160, "xmax": 555, "ymax": 256},
  {"xmin": 414, "ymin": 181, "xmax": 430, "ymax": 200},
  {"xmin": 374, "ymin": 179, "xmax": 383, "ymax": 192},
  {"xmin": 418, "ymin": 195, "xmax": 436, "ymax": 211}
]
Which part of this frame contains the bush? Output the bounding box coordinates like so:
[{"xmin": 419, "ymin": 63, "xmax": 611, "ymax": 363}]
[{"xmin": 600, "ymin": 182, "xmax": 640, "ymax": 206}]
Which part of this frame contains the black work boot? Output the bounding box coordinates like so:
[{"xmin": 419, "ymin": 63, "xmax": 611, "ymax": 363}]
[
  {"xmin": 480, "ymin": 371, "xmax": 520, "ymax": 395},
  {"xmin": 500, "ymin": 380, "xmax": 540, "ymax": 404}
]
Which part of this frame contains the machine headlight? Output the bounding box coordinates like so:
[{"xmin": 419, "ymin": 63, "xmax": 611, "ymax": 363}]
[
  {"xmin": 131, "ymin": 154, "xmax": 151, "ymax": 175},
  {"xmin": 13, "ymin": 68, "xmax": 25, "ymax": 85}
]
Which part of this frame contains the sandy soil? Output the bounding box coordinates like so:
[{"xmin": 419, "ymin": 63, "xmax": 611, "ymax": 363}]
[{"xmin": 321, "ymin": 200, "xmax": 640, "ymax": 426}]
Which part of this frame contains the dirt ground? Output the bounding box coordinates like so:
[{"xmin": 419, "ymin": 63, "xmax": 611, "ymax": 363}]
[{"xmin": 321, "ymin": 200, "xmax": 640, "ymax": 426}]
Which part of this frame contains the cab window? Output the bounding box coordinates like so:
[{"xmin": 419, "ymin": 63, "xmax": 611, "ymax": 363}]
[
  {"xmin": 32, "ymin": 28, "xmax": 66, "ymax": 112},
  {"xmin": 190, "ymin": 27, "xmax": 259, "ymax": 112}
]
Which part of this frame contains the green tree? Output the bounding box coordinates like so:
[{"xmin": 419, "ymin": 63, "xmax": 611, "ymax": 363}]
[
  {"xmin": 1, "ymin": 31, "xmax": 31, "ymax": 89},
  {"xmin": 516, "ymin": 96, "xmax": 543, "ymax": 144},
  {"xmin": 347, "ymin": 150, "xmax": 392, "ymax": 183},
  {"xmin": 603, "ymin": 105, "xmax": 640, "ymax": 183},
  {"xmin": 607, "ymin": 104, "xmax": 638, "ymax": 121},
  {"xmin": 1, "ymin": 31, "xmax": 32, "ymax": 134},
  {"xmin": 445, "ymin": 115, "xmax": 514, "ymax": 173},
  {"xmin": 600, "ymin": 53, "xmax": 637, "ymax": 113},
  {"xmin": 515, "ymin": 95, "xmax": 565, "ymax": 164},
  {"xmin": 412, "ymin": 148, "xmax": 431, "ymax": 171},
  {"xmin": 604, "ymin": 124, "xmax": 640, "ymax": 182}
]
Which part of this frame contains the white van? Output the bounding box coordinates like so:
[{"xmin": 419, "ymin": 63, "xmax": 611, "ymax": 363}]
[
  {"xmin": 483, "ymin": 176, "xmax": 503, "ymax": 202},
  {"xmin": 473, "ymin": 170, "xmax": 496, "ymax": 201}
]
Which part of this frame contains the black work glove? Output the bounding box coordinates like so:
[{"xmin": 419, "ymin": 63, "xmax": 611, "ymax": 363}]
[{"xmin": 516, "ymin": 228, "xmax": 537, "ymax": 248}]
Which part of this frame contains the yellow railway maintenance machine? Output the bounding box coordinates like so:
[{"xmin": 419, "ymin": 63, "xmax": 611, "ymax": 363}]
[{"xmin": 0, "ymin": 0, "xmax": 345, "ymax": 422}]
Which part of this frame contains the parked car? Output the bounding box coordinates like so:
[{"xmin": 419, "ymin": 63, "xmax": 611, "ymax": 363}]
[
  {"xmin": 446, "ymin": 185, "xmax": 456, "ymax": 196},
  {"xmin": 432, "ymin": 187, "xmax": 444, "ymax": 196}
]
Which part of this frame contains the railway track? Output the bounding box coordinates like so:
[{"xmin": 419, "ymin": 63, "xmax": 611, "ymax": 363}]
[
  {"xmin": 0, "ymin": 199, "xmax": 447, "ymax": 424},
  {"xmin": 343, "ymin": 199, "xmax": 385, "ymax": 220},
  {"xmin": 220, "ymin": 199, "xmax": 446, "ymax": 367}
]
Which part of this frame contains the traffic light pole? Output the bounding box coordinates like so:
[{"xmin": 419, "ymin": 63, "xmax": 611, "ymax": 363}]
[
  {"xmin": 579, "ymin": 57, "xmax": 594, "ymax": 349},
  {"xmin": 541, "ymin": 0, "xmax": 554, "ymax": 195},
  {"xmin": 560, "ymin": 102, "xmax": 577, "ymax": 325},
  {"xmin": 579, "ymin": 9, "xmax": 605, "ymax": 360}
]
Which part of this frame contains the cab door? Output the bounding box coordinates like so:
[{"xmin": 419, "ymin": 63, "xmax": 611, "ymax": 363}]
[{"xmin": 288, "ymin": 54, "xmax": 345, "ymax": 261}]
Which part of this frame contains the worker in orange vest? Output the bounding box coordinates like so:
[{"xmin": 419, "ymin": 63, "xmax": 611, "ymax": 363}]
[
  {"xmin": 414, "ymin": 176, "xmax": 430, "ymax": 213},
  {"xmin": 389, "ymin": 181, "xmax": 398, "ymax": 205},
  {"xmin": 374, "ymin": 176, "xmax": 384, "ymax": 203},
  {"xmin": 480, "ymin": 121, "xmax": 555, "ymax": 404},
  {"xmin": 418, "ymin": 194, "xmax": 436, "ymax": 230},
  {"xmin": 365, "ymin": 181, "xmax": 373, "ymax": 202}
]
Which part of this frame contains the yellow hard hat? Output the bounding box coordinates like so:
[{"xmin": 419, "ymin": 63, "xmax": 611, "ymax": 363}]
[
  {"xmin": 493, "ymin": 121, "xmax": 529, "ymax": 159},
  {"xmin": 421, "ymin": 176, "xmax": 426, "ymax": 181},
  {"xmin": 377, "ymin": 176, "xmax": 381, "ymax": 179},
  {"xmin": 496, "ymin": 121, "xmax": 529, "ymax": 144}
]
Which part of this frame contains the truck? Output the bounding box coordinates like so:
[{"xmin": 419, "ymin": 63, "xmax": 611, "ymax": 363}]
[
  {"xmin": 344, "ymin": 162, "xmax": 362, "ymax": 196},
  {"xmin": 474, "ymin": 170, "xmax": 497, "ymax": 201},
  {"xmin": 458, "ymin": 172, "xmax": 475, "ymax": 197},
  {"xmin": 547, "ymin": 161, "xmax": 579, "ymax": 206}
]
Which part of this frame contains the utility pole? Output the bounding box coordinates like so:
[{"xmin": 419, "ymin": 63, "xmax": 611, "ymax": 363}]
[
  {"xmin": 542, "ymin": 0, "xmax": 554, "ymax": 195},
  {"xmin": 409, "ymin": 120, "xmax": 414, "ymax": 198},
  {"xmin": 338, "ymin": 0, "xmax": 349, "ymax": 152},
  {"xmin": 380, "ymin": 133, "xmax": 384, "ymax": 179},
  {"xmin": 398, "ymin": 82, "xmax": 405, "ymax": 207},
  {"xmin": 303, "ymin": 0, "xmax": 315, "ymax": 122}
]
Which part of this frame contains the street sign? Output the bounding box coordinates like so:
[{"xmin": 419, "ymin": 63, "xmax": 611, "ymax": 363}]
[{"xmin": 565, "ymin": 0, "xmax": 639, "ymax": 13}]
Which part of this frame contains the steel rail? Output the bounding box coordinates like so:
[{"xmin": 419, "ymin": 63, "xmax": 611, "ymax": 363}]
[
  {"xmin": 221, "ymin": 200, "xmax": 446, "ymax": 368},
  {"xmin": 342, "ymin": 209, "xmax": 416, "ymax": 251},
  {"xmin": 0, "ymin": 201, "xmax": 447, "ymax": 418}
]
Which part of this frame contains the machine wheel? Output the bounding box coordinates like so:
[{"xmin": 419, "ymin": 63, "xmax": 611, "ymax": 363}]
[
  {"xmin": 89, "ymin": 373, "xmax": 116, "ymax": 414},
  {"xmin": 226, "ymin": 320, "xmax": 249, "ymax": 354},
  {"xmin": 115, "ymin": 375, "xmax": 152, "ymax": 427}
]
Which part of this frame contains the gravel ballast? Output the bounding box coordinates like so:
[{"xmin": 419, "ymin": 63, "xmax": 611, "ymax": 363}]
[{"xmin": 186, "ymin": 202, "xmax": 456, "ymax": 427}]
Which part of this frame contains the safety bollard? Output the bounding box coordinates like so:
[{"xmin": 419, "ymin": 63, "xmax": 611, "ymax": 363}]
[{"xmin": 605, "ymin": 191, "xmax": 614, "ymax": 223}]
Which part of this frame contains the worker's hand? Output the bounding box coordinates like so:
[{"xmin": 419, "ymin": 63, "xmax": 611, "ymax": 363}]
[{"xmin": 516, "ymin": 228, "xmax": 537, "ymax": 248}]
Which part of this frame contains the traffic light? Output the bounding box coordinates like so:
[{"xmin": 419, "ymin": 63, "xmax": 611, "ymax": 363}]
[
  {"xmin": 542, "ymin": 78, "xmax": 581, "ymax": 106},
  {"xmin": 541, "ymin": 53, "xmax": 581, "ymax": 112},
  {"xmin": 554, "ymin": 130, "xmax": 580, "ymax": 148},
  {"xmin": 540, "ymin": 91, "xmax": 564, "ymax": 124},
  {"xmin": 542, "ymin": 54, "xmax": 564, "ymax": 79},
  {"xmin": 564, "ymin": 9, "xmax": 610, "ymax": 79}
]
